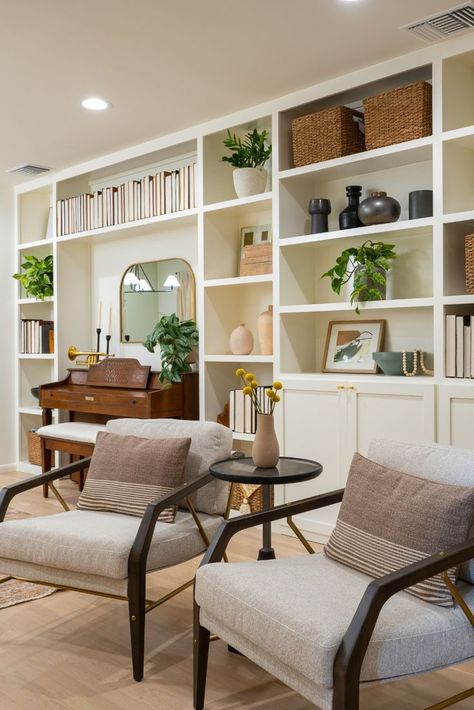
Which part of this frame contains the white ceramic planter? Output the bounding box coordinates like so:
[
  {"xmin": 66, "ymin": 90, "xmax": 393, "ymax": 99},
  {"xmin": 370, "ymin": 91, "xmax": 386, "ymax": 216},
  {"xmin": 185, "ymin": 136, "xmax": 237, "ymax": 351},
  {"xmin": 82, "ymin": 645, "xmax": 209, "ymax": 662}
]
[{"xmin": 232, "ymin": 167, "xmax": 267, "ymax": 198}]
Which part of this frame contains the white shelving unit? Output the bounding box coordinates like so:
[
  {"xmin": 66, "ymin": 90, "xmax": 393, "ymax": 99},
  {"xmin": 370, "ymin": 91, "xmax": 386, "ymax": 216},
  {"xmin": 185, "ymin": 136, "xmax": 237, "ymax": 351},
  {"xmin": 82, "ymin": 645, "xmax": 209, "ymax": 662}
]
[{"xmin": 13, "ymin": 34, "xmax": 474, "ymax": 540}]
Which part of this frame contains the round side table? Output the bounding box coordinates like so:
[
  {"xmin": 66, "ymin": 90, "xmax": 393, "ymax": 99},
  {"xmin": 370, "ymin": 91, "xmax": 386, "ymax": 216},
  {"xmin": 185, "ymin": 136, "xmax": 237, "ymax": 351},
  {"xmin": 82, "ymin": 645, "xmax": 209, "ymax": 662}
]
[{"xmin": 210, "ymin": 456, "xmax": 322, "ymax": 560}]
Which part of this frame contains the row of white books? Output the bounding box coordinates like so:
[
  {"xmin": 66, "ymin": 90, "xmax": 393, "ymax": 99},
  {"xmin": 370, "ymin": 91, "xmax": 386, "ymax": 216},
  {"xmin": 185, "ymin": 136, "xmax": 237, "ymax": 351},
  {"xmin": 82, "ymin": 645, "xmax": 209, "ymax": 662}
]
[
  {"xmin": 446, "ymin": 314, "xmax": 474, "ymax": 378},
  {"xmin": 20, "ymin": 319, "xmax": 54, "ymax": 354},
  {"xmin": 56, "ymin": 163, "xmax": 197, "ymax": 236},
  {"xmin": 229, "ymin": 386, "xmax": 273, "ymax": 434}
]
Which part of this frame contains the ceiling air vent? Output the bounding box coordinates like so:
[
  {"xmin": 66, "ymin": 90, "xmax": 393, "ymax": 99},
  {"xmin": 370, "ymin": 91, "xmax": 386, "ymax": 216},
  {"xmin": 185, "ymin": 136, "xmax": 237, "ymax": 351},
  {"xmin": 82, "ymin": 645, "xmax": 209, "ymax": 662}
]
[
  {"xmin": 6, "ymin": 164, "xmax": 51, "ymax": 176},
  {"xmin": 402, "ymin": 2, "xmax": 474, "ymax": 43}
]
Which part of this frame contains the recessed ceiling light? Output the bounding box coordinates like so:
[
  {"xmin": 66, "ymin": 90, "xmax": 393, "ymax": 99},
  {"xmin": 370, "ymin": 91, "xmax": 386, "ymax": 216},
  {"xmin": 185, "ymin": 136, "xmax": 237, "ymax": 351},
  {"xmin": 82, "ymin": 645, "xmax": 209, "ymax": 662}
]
[{"xmin": 81, "ymin": 97, "xmax": 111, "ymax": 111}]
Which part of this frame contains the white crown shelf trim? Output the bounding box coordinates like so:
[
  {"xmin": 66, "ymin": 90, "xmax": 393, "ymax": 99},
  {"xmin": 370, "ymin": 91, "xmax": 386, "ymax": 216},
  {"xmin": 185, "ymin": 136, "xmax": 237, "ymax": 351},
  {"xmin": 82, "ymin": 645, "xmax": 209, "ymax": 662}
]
[
  {"xmin": 280, "ymin": 298, "xmax": 434, "ymax": 314},
  {"xmin": 204, "ymin": 354, "xmax": 274, "ymax": 363},
  {"xmin": 203, "ymin": 191, "xmax": 272, "ymax": 213},
  {"xmin": 279, "ymin": 218, "xmax": 434, "ymax": 247},
  {"xmin": 204, "ymin": 275, "xmax": 273, "ymax": 288}
]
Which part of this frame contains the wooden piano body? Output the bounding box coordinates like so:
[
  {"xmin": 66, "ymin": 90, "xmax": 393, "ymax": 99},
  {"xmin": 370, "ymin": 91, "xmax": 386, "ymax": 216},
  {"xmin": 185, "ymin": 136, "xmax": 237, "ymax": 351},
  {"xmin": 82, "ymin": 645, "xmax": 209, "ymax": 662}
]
[{"xmin": 39, "ymin": 358, "xmax": 199, "ymax": 493}]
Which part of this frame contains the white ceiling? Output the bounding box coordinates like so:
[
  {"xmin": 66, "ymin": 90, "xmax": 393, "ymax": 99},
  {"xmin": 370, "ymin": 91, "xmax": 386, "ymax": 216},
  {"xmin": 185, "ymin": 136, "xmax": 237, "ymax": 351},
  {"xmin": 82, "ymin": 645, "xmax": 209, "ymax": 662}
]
[{"xmin": 0, "ymin": 0, "xmax": 463, "ymax": 185}]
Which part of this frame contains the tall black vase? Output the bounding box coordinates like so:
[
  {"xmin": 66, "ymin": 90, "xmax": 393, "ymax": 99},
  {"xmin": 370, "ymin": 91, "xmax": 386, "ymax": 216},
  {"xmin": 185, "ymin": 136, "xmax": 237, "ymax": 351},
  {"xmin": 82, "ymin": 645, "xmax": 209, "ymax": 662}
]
[{"xmin": 339, "ymin": 185, "xmax": 362, "ymax": 230}]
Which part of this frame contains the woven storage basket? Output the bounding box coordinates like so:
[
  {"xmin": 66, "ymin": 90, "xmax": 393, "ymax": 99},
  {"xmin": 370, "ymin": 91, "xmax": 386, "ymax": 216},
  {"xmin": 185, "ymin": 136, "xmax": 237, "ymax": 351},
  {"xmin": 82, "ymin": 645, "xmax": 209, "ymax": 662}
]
[
  {"xmin": 291, "ymin": 106, "xmax": 365, "ymax": 167},
  {"xmin": 230, "ymin": 483, "xmax": 263, "ymax": 513},
  {"xmin": 27, "ymin": 430, "xmax": 42, "ymax": 466},
  {"xmin": 363, "ymin": 81, "xmax": 432, "ymax": 151},
  {"xmin": 465, "ymin": 235, "xmax": 474, "ymax": 294}
]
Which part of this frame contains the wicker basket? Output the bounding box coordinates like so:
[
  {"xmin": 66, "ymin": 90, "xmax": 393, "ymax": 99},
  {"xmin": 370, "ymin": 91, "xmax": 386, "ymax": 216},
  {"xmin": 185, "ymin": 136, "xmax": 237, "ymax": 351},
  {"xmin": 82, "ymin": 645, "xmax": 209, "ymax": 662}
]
[
  {"xmin": 27, "ymin": 430, "xmax": 42, "ymax": 466},
  {"xmin": 363, "ymin": 81, "xmax": 432, "ymax": 151},
  {"xmin": 230, "ymin": 482, "xmax": 263, "ymax": 513},
  {"xmin": 291, "ymin": 106, "xmax": 365, "ymax": 167},
  {"xmin": 465, "ymin": 235, "xmax": 474, "ymax": 294}
]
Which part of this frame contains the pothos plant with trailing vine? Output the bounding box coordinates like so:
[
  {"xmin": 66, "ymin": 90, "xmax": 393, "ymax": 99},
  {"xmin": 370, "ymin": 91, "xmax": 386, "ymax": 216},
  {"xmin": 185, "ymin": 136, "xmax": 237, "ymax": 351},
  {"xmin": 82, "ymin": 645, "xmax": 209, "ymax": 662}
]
[{"xmin": 12, "ymin": 254, "xmax": 54, "ymax": 300}]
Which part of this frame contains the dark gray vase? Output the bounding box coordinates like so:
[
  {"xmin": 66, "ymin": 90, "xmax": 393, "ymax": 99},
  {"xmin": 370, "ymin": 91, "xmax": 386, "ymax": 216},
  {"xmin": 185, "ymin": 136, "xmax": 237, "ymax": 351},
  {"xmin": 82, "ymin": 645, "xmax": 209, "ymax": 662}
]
[
  {"xmin": 354, "ymin": 265, "xmax": 386, "ymax": 302},
  {"xmin": 409, "ymin": 190, "xmax": 433, "ymax": 219},
  {"xmin": 358, "ymin": 192, "xmax": 401, "ymax": 225},
  {"xmin": 308, "ymin": 198, "xmax": 331, "ymax": 234}
]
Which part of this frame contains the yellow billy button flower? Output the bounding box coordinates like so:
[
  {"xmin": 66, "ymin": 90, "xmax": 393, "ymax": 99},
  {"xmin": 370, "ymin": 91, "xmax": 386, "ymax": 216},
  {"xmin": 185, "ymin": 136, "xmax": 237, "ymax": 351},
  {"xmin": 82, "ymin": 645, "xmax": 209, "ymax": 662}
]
[
  {"xmin": 250, "ymin": 380, "xmax": 258, "ymax": 389},
  {"xmin": 266, "ymin": 389, "xmax": 275, "ymax": 399},
  {"xmin": 244, "ymin": 373, "xmax": 255, "ymax": 382},
  {"xmin": 273, "ymin": 381, "xmax": 283, "ymax": 390},
  {"xmin": 274, "ymin": 395, "xmax": 281, "ymax": 402},
  {"xmin": 242, "ymin": 386, "xmax": 252, "ymax": 395},
  {"xmin": 235, "ymin": 368, "xmax": 245, "ymax": 377}
]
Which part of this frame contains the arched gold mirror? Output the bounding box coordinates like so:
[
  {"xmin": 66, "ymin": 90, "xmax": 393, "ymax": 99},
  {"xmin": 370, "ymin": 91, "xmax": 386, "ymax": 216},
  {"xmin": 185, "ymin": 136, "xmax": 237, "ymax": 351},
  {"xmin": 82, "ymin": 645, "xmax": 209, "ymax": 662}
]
[{"xmin": 120, "ymin": 258, "xmax": 195, "ymax": 343}]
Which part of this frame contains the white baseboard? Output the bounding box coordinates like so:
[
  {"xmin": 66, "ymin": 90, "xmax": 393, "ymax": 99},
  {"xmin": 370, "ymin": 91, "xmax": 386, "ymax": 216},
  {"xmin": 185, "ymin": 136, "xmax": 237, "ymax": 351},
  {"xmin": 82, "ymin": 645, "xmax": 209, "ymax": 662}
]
[
  {"xmin": 14, "ymin": 461, "xmax": 41, "ymax": 475},
  {"xmin": 0, "ymin": 463, "xmax": 17, "ymax": 472},
  {"xmin": 274, "ymin": 516, "xmax": 336, "ymax": 545}
]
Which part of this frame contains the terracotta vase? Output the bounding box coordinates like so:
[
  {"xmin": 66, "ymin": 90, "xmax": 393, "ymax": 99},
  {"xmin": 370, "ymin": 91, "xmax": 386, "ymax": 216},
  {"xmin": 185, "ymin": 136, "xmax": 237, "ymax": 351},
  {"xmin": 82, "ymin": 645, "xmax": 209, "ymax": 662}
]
[
  {"xmin": 252, "ymin": 414, "xmax": 279, "ymax": 468},
  {"xmin": 229, "ymin": 323, "xmax": 253, "ymax": 355},
  {"xmin": 257, "ymin": 305, "xmax": 273, "ymax": 355}
]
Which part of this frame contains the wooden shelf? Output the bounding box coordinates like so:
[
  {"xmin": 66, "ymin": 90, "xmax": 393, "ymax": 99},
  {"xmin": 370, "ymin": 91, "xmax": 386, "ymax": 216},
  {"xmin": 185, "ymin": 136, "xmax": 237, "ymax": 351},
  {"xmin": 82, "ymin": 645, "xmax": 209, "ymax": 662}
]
[
  {"xmin": 443, "ymin": 295, "xmax": 474, "ymax": 305},
  {"xmin": 204, "ymin": 274, "xmax": 273, "ymax": 288},
  {"xmin": 17, "ymin": 297, "xmax": 55, "ymax": 305},
  {"xmin": 232, "ymin": 432, "xmax": 255, "ymax": 442},
  {"xmin": 18, "ymin": 406, "xmax": 42, "ymax": 416},
  {"xmin": 17, "ymin": 354, "xmax": 55, "ymax": 360},
  {"xmin": 204, "ymin": 354, "xmax": 274, "ymax": 363},
  {"xmin": 279, "ymin": 218, "xmax": 433, "ymax": 247},
  {"xmin": 203, "ymin": 192, "xmax": 272, "ymax": 213},
  {"xmin": 17, "ymin": 238, "xmax": 53, "ymax": 251},
  {"xmin": 280, "ymin": 298, "xmax": 434, "ymax": 314}
]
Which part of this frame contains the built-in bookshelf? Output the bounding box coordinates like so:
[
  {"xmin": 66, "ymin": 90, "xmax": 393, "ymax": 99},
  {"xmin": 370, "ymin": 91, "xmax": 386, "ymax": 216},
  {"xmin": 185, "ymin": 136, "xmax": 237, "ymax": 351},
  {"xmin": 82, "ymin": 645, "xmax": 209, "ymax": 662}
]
[{"xmin": 13, "ymin": 34, "xmax": 474, "ymax": 538}]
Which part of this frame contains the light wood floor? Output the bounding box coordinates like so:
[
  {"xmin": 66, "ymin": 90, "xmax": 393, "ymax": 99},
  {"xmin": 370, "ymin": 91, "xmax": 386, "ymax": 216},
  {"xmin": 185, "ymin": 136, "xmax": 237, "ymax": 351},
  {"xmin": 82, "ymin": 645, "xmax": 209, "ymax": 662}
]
[{"xmin": 0, "ymin": 471, "xmax": 473, "ymax": 710}]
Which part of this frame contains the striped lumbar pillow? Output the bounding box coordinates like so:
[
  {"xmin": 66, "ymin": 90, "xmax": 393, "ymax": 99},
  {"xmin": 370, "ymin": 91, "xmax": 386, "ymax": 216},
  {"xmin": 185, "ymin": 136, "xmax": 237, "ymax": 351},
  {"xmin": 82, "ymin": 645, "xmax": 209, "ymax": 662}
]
[
  {"xmin": 77, "ymin": 432, "xmax": 191, "ymax": 521},
  {"xmin": 325, "ymin": 453, "xmax": 474, "ymax": 607}
]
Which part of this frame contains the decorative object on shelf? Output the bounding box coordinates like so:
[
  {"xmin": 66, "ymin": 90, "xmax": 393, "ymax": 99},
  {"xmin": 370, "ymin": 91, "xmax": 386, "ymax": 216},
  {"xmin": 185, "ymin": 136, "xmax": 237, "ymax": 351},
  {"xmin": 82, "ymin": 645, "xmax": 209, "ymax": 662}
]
[
  {"xmin": 358, "ymin": 191, "xmax": 401, "ymax": 225},
  {"xmin": 27, "ymin": 429, "xmax": 42, "ymax": 466},
  {"xmin": 221, "ymin": 128, "xmax": 272, "ymax": 198},
  {"xmin": 308, "ymin": 198, "xmax": 331, "ymax": 234},
  {"xmin": 291, "ymin": 106, "xmax": 365, "ymax": 167},
  {"xmin": 235, "ymin": 369, "xmax": 282, "ymax": 467},
  {"xmin": 20, "ymin": 319, "xmax": 54, "ymax": 354},
  {"xmin": 339, "ymin": 185, "xmax": 363, "ymax": 230},
  {"xmin": 323, "ymin": 320, "xmax": 385, "ymax": 374},
  {"xmin": 322, "ymin": 240, "xmax": 396, "ymax": 314},
  {"xmin": 257, "ymin": 305, "xmax": 273, "ymax": 355},
  {"xmin": 465, "ymin": 234, "xmax": 474, "ymax": 295},
  {"xmin": 143, "ymin": 313, "xmax": 199, "ymax": 384},
  {"xmin": 372, "ymin": 350, "xmax": 433, "ymax": 376},
  {"xmin": 240, "ymin": 224, "xmax": 272, "ymax": 258},
  {"xmin": 363, "ymin": 81, "xmax": 432, "ymax": 151},
  {"xmin": 68, "ymin": 345, "xmax": 109, "ymax": 368},
  {"xmin": 216, "ymin": 401, "xmax": 230, "ymax": 428},
  {"xmin": 239, "ymin": 243, "xmax": 272, "ymax": 276},
  {"xmin": 13, "ymin": 254, "xmax": 54, "ymax": 300},
  {"xmin": 229, "ymin": 323, "xmax": 254, "ymax": 355},
  {"xmin": 409, "ymin": 190, "xmax": 433, "ymax": 219}
]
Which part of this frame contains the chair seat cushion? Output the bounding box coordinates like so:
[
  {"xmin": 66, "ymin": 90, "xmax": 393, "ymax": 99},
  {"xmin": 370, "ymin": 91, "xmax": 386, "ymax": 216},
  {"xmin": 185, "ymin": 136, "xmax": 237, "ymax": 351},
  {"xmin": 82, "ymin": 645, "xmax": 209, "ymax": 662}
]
[
  {"xmin": 0, "ymin": 509, "xmax": 222, "ymax": 579},
  {"xmin": 36, "ymin": 422, "xmax": 106, "ymax": 444},
  {"xmin": 195, "ymin": 553, "xmax": 474, "ymax": 689}
]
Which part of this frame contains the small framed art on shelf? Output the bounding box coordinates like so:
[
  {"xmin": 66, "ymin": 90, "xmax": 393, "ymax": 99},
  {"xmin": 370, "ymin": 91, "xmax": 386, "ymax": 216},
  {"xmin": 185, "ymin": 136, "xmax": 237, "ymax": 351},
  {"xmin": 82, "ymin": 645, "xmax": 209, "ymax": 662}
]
[{"xmin": 323, "ymin": 320, "xmax": 385, "ymax": 374}]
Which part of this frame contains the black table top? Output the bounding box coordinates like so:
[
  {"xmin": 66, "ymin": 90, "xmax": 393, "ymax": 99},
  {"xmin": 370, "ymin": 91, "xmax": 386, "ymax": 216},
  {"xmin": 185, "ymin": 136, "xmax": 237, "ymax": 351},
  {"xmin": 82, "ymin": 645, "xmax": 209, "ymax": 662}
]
[{"xmin": 209, "ymin": 456, "xmax": 322, "ymax": 485}]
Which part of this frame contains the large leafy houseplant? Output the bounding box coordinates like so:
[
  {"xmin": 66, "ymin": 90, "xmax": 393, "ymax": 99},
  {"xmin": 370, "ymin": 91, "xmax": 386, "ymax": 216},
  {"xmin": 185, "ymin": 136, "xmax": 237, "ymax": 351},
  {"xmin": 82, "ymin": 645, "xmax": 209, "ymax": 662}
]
[
  {"xmin": 143, "ymin": 313, "xmax": 199, "ymax": 384},
  {"xmin": 13, "ymin": 254, "xmax": 54, "ymax": 300},
  {"xmin": 322, "ymin": 240, "xmax": 396, "ymax": 314},
  {"xmin": 221, "ymin": 128, "xmax": 272, "ymax": 168}
]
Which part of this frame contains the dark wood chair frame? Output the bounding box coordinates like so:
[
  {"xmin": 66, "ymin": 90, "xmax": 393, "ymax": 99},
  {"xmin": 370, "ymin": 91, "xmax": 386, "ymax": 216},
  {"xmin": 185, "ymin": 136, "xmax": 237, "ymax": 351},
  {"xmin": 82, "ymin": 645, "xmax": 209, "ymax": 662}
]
[
  {"xmin": 0, "ymin": 459, "xmax": 216, "ymax": 683},
  {"xmin": 193, "ymin": 489, "xmax": 474, "ymax": 710}
]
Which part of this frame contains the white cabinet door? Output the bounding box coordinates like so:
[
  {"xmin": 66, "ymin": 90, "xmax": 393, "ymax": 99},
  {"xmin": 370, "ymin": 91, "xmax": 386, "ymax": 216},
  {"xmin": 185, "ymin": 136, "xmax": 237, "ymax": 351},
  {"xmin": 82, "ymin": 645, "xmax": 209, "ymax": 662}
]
[
  {"xmin": 346, "ymin": 381, "xmax": 436, "ymax": 479},
  {"xmin": 280, "ymin": 382, "xmax": 346, "ymax": 540},
  {"xmin": 438, "ymin": 384, "xmax": 474, "ymax": 448}
]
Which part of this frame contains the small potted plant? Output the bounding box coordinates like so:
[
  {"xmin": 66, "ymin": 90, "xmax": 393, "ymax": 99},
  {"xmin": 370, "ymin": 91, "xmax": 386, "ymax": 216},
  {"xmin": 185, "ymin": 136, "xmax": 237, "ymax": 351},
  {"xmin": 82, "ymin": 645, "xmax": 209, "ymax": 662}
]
[
  {"xmin": 143, "ymin": 313, "xmax": 199, "ymax": 384},
  {"xmin": 12, "ymin": 254, "xmax": 54, "ymax": 300},
  {"xmin": 322, "ymin": 240, "xmax": 396, "ymax": 314},
  {"xmin": 236, "ymin": 368, "xmax": 282, "ymax": 468},
  {"xmin": 221, "ymin": 128, "xmax": 272, "ymax": 199}
]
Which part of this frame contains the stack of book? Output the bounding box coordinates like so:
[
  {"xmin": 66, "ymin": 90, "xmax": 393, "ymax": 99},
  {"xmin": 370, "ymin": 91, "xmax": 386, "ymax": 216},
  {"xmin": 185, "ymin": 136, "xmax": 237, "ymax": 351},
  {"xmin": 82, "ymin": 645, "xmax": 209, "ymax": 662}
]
[
  {"xmin": 20, "ymin": 320, "xmax": 54, "ymax": 354},
  {"xmin": 446, "ymin": 314, "xmax": 474, "ymax": 378},
  {"xmin": 229, "ymin": 386, "xmax": 272, "ymax": 434},
  {"xmin": 56, "ymin": 162, "xmax": 197, "ymax": 236}
]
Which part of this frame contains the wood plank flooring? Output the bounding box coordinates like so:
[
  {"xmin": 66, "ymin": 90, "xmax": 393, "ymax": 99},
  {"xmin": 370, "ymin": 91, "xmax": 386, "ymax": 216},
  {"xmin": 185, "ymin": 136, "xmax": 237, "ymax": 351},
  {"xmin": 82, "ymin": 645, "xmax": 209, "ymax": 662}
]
[{"xmin": 0, "ymin": 471, "xmax": 473, "ymax": 709}]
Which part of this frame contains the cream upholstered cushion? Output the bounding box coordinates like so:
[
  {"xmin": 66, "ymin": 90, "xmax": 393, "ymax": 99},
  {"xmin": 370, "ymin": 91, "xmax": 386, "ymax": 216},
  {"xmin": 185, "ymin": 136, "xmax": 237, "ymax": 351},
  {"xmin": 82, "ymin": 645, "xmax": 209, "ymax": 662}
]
[
  {"xmin": 36, "ymin": 422, "xmax": 106, "ymax": 444},
  {"xmin": 368, "ymin": 439, "xmax": 474, "ymax": 584},
  {"xmin": 0, "ymin": 509, "xmax": 222, "ymax": 579},
  {"xmin": 195, "ymin": 553, "xmax": 474, "ymax": 693},
  {"xmin": 106, "ymin": 419, "xmax": 233, "ymax": 515}
]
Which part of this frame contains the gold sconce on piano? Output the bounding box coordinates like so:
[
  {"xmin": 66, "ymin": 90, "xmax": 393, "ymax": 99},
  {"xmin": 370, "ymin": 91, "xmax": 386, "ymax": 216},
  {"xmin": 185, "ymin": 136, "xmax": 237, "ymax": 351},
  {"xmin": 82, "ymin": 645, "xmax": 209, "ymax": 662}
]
[{"xmin": 68, "ymin": 346, "xmax": 113, "ymax": 368}]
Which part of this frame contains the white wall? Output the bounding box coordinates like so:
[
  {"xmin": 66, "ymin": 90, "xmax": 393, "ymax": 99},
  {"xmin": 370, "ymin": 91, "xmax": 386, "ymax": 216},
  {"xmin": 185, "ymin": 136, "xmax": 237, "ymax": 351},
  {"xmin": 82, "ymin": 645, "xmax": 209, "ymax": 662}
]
[{"xmin": 0, "ymin": 187, "xmax": 15, "ymax": 467}]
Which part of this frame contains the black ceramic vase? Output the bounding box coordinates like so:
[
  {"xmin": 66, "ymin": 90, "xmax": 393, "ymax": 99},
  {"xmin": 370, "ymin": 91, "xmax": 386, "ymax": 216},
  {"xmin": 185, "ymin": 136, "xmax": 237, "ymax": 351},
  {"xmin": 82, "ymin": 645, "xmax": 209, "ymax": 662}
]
[
  {"xmin": 409, "ymin": 190, "xmax": 433, "ymax": 219},
  {"xmin": 308, "ymin": 198, "xmax": 331, "ymax": 234},
  {"xmin": 358, "ymin": 191, "xmax": 401, "ymax": 225},
  {"xmin": 339, "ymin": 186, "xmax": 362, "ymax": 230}
]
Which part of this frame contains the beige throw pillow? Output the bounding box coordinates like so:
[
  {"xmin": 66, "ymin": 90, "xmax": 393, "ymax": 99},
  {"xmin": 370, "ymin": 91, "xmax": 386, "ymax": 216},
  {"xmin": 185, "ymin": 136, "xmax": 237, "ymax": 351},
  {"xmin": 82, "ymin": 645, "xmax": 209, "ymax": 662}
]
[
  {"xmin": 77, "ymin": 431, "xmax": 191, "ymax": 521},
  {"xmin": 325, "ymin": 453, "xmax": 474, "ymax": 607}
]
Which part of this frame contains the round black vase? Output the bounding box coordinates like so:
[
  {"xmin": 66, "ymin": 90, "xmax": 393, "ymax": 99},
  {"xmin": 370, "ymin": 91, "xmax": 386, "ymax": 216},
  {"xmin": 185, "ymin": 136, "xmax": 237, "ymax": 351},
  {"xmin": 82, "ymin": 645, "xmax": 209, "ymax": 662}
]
[
  {"xmin": 358, "ymin": 191, "xmax": 401, "ymax": 225},
  {"xmin": 308, "ymin": 198, "xmax": 331, "ymax": 234},
  {"xmin": 339, "ymin": 186, "xmax": 362, "ymax": 230},
  {"xmin": 409, "ymin": 190, "xmax": 433, "ymax": 219}
]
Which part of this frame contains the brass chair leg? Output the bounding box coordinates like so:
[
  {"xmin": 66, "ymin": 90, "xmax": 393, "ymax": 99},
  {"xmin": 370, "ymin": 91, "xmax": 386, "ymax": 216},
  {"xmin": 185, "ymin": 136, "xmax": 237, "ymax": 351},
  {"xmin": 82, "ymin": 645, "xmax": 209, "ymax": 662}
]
[
  {"xmin": 425, "ymin": 686, "xmax": 474, "ymax": 710},
  {"xmin": 286, "ymin": 516, "xmax": 316, "ymax": 554}
]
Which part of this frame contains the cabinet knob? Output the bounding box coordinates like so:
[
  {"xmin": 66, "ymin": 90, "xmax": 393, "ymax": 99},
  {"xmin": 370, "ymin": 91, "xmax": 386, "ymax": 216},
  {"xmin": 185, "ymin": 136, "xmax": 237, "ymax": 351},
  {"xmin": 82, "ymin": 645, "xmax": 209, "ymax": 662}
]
[
  {"xmin": 336, "ymin": 385, "xmax": 345, "ymax": 390},
  {"xmin": 347, "ymin": 385, "xmax": 355, "ymax": 390}
]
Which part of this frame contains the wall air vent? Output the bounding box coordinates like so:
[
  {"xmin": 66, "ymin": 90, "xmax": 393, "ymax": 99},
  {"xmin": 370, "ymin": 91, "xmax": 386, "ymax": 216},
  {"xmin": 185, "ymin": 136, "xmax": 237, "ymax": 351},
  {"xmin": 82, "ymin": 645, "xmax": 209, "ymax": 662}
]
[
  {"xmin": 6, "ymin": 164, "xmax": 51, "ymax": 176},
  {"xmin": 402, "ymin": 2, "xmax": 474, "ymax": 43}
]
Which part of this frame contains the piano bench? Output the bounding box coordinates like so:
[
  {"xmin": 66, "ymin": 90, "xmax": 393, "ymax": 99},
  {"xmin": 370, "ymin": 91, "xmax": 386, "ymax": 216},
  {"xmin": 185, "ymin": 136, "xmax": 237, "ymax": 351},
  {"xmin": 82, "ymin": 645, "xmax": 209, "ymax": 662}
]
[{"xmin": 36, "ymin": 422, "xmax": 106, "ymax": 499}]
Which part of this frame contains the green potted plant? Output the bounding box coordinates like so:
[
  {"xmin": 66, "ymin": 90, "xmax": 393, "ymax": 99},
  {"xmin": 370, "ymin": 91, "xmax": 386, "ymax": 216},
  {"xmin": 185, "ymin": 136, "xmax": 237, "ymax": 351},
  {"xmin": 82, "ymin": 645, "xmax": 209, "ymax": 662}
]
[
  {"xmin": 221, "ymin": 128, "xmax": 272, "ymax": 199},
  {"xmin": 143, "ymin": 313, "xmax": 199, "ymax": 384},
  {"xmin": 322, "ymin": 240, "xmax": 396, "ymax": 314},
  {"xmin": 13, "ymin": 254, "xmax": 54, "ymax": 300}
]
